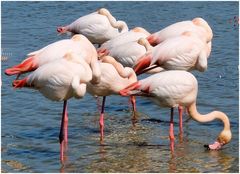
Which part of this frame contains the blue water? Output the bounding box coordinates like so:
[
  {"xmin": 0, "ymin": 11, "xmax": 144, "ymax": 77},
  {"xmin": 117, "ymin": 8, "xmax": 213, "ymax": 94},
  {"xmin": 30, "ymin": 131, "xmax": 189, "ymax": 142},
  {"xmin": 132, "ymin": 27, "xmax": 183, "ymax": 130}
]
[{"xmin": 1, "ymin": 1, "xmax": 239, "ymax": 173}]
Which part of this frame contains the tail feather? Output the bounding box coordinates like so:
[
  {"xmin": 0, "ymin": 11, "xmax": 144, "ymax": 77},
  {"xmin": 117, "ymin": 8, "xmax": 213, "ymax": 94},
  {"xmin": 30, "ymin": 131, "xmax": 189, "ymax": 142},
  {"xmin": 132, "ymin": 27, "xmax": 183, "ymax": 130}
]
[
  {"xmin": 146, "ymin": 34, "xmax": 159, "ymax": 46},
  {"xmin": 12, "ymin": 78, "xmax": 29, "ymax": 89},
  {"xmin": 119, "ymin": 81, "xmax": 140, "ymax": 96},
  {"xmin": 5, "ymin": 57, "xmax": 37, "ymax": 76},
  {"xmin": 57, "ymin": 26, "xmax": 68, "ymax": 34}
]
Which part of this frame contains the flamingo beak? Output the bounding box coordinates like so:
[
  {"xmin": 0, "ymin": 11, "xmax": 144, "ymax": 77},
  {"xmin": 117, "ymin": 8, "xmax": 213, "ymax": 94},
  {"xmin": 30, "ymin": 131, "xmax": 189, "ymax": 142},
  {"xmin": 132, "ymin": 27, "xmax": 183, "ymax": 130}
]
[{"xmin": 204, "ymin": 141, "xmax": 223, "ymax": 150}]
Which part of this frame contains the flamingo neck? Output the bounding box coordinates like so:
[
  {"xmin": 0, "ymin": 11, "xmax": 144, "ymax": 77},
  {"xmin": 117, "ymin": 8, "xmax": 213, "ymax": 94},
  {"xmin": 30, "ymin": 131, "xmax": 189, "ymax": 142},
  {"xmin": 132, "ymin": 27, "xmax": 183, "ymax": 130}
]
[
  {"xmin": 98, "ymin": 9, "xmax": 128, "ymax": 33},
  {"xmin": 138, "ymin": 38, "xmax": 152, "ymax": 53},
  {"xmin": 188, "ymin": 102, "xmax": 231, "ymax": 144},
  {"xmin": 113, "ymin": 20, "xmax": 129, "ymax": 33}
]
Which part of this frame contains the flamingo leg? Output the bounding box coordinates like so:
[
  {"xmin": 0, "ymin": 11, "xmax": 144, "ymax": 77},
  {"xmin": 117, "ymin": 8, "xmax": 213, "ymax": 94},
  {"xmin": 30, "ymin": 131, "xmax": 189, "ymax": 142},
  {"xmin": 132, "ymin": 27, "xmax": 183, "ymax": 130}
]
[
  {"xmin": 99, "ymin": 96, "xmax": 106, "ymax": 142},
  {"xmin": 59, "ymin": 100, "xmax": 68, "ymax": 162},
  {"xmin": 169, "ymin": 108, "xmax": 175, "ymax": 153},
  {"xmin": 130, "ymin": 96, "xmax": 137, "ymax": 119},
  {"xmin": 178, "ymin": 106, "xmax": 183, "ymax": 134},
  {"xmin": 64, "ymin": 101, "xmax": 68, "ymax": 148}
]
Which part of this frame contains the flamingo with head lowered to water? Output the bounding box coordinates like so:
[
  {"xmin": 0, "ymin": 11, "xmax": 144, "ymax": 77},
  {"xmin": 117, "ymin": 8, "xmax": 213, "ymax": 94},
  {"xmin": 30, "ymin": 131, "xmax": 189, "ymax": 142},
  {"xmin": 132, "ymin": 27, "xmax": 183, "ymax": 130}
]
[{"xmin": 120, "ymin": 70, "xmax": 232, "ymax": 152}]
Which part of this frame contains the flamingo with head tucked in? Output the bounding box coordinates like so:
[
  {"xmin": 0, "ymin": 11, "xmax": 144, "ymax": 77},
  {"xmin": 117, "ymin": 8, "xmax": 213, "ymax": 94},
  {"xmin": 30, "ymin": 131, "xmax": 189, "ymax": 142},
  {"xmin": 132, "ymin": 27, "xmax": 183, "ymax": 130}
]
[
  {"xmin": 134, "ymin": 31, "xmax": 211, "ymax": 75},
  {"xmin": 120, "ymin": 70, "xmax": 232, "ymax": 152},
  {"xmin": 5, "ymin": 34, "xmax": 101, "ymax": 84},
  {"xmin": 87, "ymin": 55, "xmax": 137, "ymax": 141},
  {"xmin": 57, "ymin": 8, "xmax": 128, "ymax": 44},
  {"xmin": 97, "ymin": 27, "xmax": 150, "ymax": 56},
  {"xmin": 12, "ymin": 52, "xmax": 93, "ymax": 162},
  {"xmin": 147, "ymin": 17, "xmax": 212, "ymax": 46}
]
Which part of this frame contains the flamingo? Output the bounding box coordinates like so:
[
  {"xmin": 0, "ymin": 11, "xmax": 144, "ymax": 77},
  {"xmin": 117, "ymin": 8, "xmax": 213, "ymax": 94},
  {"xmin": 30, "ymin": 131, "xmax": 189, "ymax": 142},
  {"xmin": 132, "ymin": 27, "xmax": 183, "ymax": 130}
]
[
  {"xmin": 147, "ymin": 17, "xmax": 213, "ymax": 46},
  {"xmin": 97, "ymin": 27, "xmax": 150, "ymax": 55},
  {"xmin": 5, "ymin": 34, "xmax": 101, "ymax": 84},
  {"xmin": 57, "ymin": 8, "xmax": 128, "ymax": 44},
  {"xmin": 86, "ymin": 56, "xmax": 137, "ymax": 141},
  {"xmin": 134, "ymin": 31, "xmax": 211, "ymax": 75},
  {"xmin": 120, "ymin": 70, "xmax": 232, "ymax": 152},
  {"xmin": 12, "ymin": 52, "xmax": 93, "ymax": 162},
  {"xmin": 98, "ymin": 37, "xmax": 153, "ymax": 69}
]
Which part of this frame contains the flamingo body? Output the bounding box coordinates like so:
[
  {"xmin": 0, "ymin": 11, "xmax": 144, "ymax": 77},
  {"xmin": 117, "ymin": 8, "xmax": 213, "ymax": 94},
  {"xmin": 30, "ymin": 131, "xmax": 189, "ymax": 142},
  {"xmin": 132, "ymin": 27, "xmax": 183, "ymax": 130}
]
[
  {"xmin": 13, "ymin": 53, "xmax": 92, "ymax": 101},
  {"xmin": 87, "ymin": 62, "xmax": 137, "ymax": 96},
  {"xmin": 134, "ymin": 32, "xmax": 209, "ymax": 74},
  {"xmin": 57, "ymin": 9, "xmax": 128, "ymax": 44},
  {"xmin": 5, "ymin": 35, "xmax": 101, "ymax": 84},
  {"xmin": 147, "ymin": 17, "xmax": 213, "ymax": 46},
  {"xmin": 99, "ymin": 28, "xmax": 150, "ymax": 51}
]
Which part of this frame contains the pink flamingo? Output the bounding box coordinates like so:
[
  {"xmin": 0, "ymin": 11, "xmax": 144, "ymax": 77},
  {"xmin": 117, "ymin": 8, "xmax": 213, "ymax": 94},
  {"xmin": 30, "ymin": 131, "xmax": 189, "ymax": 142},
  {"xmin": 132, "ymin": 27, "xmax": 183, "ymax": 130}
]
[
  {"xmin": 12, "ymin": 52, "xmax": 93, "ymax": 162},
  {"xmin": 97, "ymin": 27, "xmax": 150, "ymax": 56},
  {"xmin": 87, "ymin": 56, "xmax": 137, "ymax": 141},
  {"xmin": 134, "ymin": 31, "xmax": 211, "ymax": 75},
  {"xmin": 147, "ymin": 17, "xmax": 212, "ymax": 47},
  {"xmin": 120, "ymin": 70, "xmax": 232, "ymax": 152},
  {"xmin": 5, "ymin": 34, "xmax": 101, "ymax": 84},
  {"xmin": 57, "ymin": 8, "xmax": 128, "ymax": 44}
]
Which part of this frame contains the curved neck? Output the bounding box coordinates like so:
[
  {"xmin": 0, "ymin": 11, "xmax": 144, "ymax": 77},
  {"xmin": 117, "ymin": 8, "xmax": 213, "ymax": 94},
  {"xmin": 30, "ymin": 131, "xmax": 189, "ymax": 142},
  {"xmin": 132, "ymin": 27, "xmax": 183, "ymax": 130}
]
[
  {"xmin": 98, "ymin": 9, "xmax": 128, "ymax": 33},
  {"xmin": 138, "ymin": 38, "xmax": 152, "ymax": 53},
  {"xmin": 101, "ymin": 56, "xmax": 135, "ymax": 79},
  {"xmin": 188, "ymin": 102, "xmax": 230, "ymax": 131}
]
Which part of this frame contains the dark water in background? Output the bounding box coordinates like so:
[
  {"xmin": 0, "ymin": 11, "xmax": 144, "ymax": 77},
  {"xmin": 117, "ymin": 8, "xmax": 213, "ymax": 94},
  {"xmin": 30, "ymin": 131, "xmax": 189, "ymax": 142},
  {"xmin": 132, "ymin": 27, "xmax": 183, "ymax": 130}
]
[{"xmin": 1, "ymin": 1, "xmax": 239, "ymax": 173}]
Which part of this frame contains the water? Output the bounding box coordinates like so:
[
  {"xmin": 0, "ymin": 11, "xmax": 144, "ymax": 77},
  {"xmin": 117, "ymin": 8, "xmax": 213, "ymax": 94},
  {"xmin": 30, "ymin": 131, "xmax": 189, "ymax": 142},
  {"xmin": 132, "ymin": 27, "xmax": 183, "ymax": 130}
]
[{"xmin": 1, "ymin": 1, "xmax": 239, "ymax": 173}]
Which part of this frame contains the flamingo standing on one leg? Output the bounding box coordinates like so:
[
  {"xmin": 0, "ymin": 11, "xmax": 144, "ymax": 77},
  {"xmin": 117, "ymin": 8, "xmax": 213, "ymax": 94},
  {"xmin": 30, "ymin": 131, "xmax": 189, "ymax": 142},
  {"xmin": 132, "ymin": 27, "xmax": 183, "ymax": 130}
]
[
  {"xmin": 120, "ymin": 70, "xmax": 232, "ymax": 152},
  {"xmin": 12, "ymin": 52, "xmax": 93, "ymax": 162},
  {"xmin": 5, "ymin": 34, "xmax": 101, "ymax": 84},
  {"xmin": 87, "ymin": 56, "xmax": 137, "ymax": 141},
  {"xmin": 57, "ymin": 8, "xmax": 128, "ymax": 44}
]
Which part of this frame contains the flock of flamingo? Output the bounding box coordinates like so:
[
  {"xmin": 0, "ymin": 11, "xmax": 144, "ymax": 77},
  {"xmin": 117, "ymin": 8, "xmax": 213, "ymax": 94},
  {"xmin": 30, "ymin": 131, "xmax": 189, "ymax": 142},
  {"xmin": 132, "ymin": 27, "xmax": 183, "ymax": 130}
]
[{"xmin": 5, "ymin": 8, "xmax": 232, "ymax": 163}]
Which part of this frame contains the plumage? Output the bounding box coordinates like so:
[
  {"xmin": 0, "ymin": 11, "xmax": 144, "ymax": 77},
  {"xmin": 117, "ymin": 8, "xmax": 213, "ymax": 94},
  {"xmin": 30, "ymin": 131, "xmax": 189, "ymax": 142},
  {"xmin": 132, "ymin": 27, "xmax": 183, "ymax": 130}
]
[
  {"xmin": 147, "ymin": 17, "xmax": 213, "ymax": 46},
  {"xmin": 13, "ymin": 53, "xmax": 92, "ymax": 101},
  {"xmin": 5, "ymin": 34, "xmax": 101, "ymax": 84},
  {"xmin": 134, "ymin": 32, "xmax": 210, "ymax": 75}
]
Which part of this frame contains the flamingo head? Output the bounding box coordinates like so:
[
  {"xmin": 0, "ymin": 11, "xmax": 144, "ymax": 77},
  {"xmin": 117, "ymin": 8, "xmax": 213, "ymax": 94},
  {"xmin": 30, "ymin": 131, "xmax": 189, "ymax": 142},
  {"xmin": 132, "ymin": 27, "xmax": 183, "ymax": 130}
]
[{"xmin": 205, "ymin": 129, "xmax": 232, "ymax": 150}]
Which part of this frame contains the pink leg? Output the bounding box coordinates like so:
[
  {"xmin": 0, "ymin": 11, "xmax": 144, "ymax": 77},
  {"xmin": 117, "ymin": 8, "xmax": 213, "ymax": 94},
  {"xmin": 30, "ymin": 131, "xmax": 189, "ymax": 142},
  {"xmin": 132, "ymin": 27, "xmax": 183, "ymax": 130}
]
[
  {"xmin": 178, "ymin": 106, "xmax": 183, "ymax": 134},
  {"xmin": 99, "ymin": 96, "xmax": 106, "ymax": 142},
  {"xmin": 169, "ymin": 108, "xmax": 175, "ymax": 153},
  {"xmin": 130, "ymin": 96, "xmax": 136, "ymax": 112},
  {"xmin": 130, "ymin": 96, "xmax": 137, "ymax": 120},
  {"xmin": 59, "ymin": 100, "xmax": 68, "ymax": 162}
]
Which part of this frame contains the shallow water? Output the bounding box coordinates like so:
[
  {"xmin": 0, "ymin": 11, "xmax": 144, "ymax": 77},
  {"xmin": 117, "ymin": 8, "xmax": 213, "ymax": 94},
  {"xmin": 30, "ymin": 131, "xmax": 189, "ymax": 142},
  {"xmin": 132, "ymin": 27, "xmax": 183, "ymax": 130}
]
[{"xmin": 1, "ymin": 1, "xmax": 239, "ymax": 173}]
